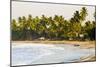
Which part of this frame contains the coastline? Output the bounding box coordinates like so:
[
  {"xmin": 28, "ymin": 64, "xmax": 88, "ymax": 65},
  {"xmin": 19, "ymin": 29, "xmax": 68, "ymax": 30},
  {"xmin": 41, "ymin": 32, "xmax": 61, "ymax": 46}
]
[
  {"xmin": 11, "ymin": 41, "xmax": 96, "ymax": 49},
  {"xmin": 12, "ymin": 40, "xmax": 96, "ymax": 63}
]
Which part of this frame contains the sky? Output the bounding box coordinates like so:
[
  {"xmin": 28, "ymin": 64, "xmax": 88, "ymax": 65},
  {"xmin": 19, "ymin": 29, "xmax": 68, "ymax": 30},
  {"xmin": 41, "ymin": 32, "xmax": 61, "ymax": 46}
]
[{"xmin": 12, "ymin": 1, "xmax": 95, "ymax": 21}]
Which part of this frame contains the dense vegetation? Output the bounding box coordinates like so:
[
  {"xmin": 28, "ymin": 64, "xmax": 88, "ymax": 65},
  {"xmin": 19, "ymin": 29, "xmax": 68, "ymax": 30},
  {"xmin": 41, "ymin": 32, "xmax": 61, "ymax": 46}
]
[{"xmin": 11, "ymin": 7, "xmax": 96, "ymax": 41}]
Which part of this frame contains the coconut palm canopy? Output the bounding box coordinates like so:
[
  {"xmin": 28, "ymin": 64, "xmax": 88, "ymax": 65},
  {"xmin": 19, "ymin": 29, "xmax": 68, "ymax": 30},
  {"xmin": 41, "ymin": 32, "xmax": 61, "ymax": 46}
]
[{"xmin": 11, "ymin": 1, "xmax": 96, "ymax": 41}]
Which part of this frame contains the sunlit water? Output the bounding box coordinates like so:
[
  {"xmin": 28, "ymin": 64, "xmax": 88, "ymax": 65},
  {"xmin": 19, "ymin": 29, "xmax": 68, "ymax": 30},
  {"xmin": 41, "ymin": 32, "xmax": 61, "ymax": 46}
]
[{"xmin": 12, "ymin": 43, "xmax": 95, "ymax": 66}]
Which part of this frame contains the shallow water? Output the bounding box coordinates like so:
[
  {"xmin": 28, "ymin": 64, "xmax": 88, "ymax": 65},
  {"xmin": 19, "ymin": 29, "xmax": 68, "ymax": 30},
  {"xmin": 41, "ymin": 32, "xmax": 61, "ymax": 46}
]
[{"xmin": 12, "ymin": 43, "xmax": 95, "ymax": 66}]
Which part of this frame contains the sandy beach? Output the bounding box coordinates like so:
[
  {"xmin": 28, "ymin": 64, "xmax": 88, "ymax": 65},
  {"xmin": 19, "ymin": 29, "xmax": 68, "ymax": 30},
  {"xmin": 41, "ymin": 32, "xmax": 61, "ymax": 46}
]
[
  {"xmin": 12, "ymin": 41, "xmax": 96, "ymax": 49},
  {"xmin": 12, "ymin": 40, "xmax": 96, "ymax": 66}
]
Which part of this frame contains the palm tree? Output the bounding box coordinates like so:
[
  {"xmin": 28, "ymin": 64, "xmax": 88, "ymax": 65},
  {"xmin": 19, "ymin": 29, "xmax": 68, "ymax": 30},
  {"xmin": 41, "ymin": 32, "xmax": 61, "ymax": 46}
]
[
  {"xmin": 11, "ymin": 19, "xmax": 17, "ymax": 31},
  {"xmin": 69, "ymin": 11, "xmax": 81, "ymax": 39},
  {"xmin": 18, "ymin": 17, "xmax": 23, "ymax": 30},
  {"xmin": 80, "ymin": 7, "xmax": 88, "ymax": 21},
  {"xmin": 27, "ymin": 14, "xmax": 33, "ymax": 40},
  {"xmin": 21, "ymin": 16, "xmax": 27, "ymax": 40},
  {"xmin": 40, "ymin": 15, "xmax": 48, "ymax": 38},
  {"xmin": 73, "ymin": 11, "xmax": 80, "ymax": 23}
]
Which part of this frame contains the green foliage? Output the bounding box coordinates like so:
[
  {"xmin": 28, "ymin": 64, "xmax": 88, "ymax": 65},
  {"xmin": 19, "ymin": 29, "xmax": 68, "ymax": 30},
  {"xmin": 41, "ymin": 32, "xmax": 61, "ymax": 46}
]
[
  {"xmin": 80, "ymin": 7, "xmax": 88, "ymax": 21},
  {"xmin": 84, "ymin": 21, "xmax": 96, "ymax": 40},
  {"xmin": 11, "ymin": 7, "xmax": 96, "ymax": 41}
]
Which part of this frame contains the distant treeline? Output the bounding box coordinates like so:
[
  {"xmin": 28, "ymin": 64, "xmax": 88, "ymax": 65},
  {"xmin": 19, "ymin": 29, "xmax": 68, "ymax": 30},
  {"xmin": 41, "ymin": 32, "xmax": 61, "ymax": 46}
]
[{"xmin": 11, "ymin": 7, "xmax": 96, "ymax": 41}]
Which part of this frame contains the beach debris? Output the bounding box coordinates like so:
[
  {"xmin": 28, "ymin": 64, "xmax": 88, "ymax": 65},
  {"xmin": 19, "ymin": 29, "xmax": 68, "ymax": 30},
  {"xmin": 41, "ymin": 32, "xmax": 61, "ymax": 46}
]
[{"xmin": 74, "ymin": 44, "xmax": 80, "ymax": 47}]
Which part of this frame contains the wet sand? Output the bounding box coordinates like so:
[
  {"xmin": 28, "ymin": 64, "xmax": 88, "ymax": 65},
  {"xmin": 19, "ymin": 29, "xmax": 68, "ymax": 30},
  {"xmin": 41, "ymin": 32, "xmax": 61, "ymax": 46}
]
[
  {"xmin": 12, "ymin": 42, "xmax": 95, "ymax": 66},
  {"xmin": 12, "ymin": 40, "xmax": 96, "ymax": 65}
]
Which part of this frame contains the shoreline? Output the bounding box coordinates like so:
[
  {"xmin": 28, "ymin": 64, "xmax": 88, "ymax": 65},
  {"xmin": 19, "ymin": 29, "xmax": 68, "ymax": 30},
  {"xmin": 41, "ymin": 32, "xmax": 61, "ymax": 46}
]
[
  {"xmin": 12, "ymin": 40, "xmax": 96, "ymax": 63},
  {"xmin": 80, "ymin": 55, "xmax": 96, "ymax": 62},
  {"xmin": 11, "ymin": 41, "xmax": 96, "ymax": 49}
]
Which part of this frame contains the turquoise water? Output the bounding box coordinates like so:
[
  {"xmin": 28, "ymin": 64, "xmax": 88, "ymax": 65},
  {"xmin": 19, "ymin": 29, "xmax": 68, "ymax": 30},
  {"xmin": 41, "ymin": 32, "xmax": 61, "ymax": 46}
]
[{"xmin": 12, "ymin": 43, "xmax": 95, "ymax": 66}]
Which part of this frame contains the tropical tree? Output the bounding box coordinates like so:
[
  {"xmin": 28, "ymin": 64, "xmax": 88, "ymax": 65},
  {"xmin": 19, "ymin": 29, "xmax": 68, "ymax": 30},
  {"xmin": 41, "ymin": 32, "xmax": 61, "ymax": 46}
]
[
  {"xmin": 80, "ymin": 7, "xmax": 88, "ymax": 21},
  {"xmin": 11, "ymin": 7, "xmax": 95, "ymax": 41},
  {"xmin": 69, "ymin": 11, "xmax": 81, "ymax": 39}
]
